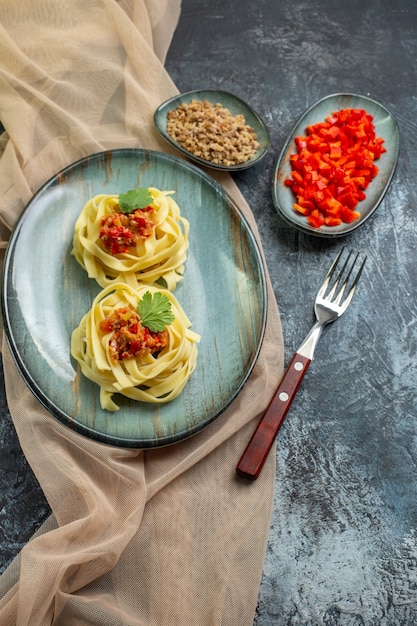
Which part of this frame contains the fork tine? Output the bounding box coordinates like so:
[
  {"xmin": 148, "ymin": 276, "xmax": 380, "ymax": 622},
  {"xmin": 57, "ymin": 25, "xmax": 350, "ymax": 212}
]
[
  {"xmin": 317, "ymin": 247, "xmax": 347, "ymax": 299},
  {"xmin": 319, "ymin": 248, "xmax": 366, "ymax": 308},
  {"xmin": 327, "ymin": 249, "xmax": 353, "ymax": 302},
  {"xmin": 338, "ymin": 252, "xmax": 367, "ymax": 309}
]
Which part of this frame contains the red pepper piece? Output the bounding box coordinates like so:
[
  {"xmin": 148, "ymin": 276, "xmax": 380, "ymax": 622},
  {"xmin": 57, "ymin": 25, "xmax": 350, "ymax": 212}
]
[{"xmin": 284, "ymin": 107, "xmax": 386, "ymax": 228}]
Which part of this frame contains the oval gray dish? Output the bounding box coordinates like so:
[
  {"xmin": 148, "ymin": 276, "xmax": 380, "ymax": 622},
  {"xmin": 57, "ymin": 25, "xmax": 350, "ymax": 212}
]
[
  {"xmin": 272, "ymin": 93, "xmax": 400, "ymax": 238},
  {"xmin": 2, "ymin": 149, "xmax": 267, "ymax": 448},
  {"xmin": 154, "ymin": 89, "xmax": 270, "ymax": 171}
]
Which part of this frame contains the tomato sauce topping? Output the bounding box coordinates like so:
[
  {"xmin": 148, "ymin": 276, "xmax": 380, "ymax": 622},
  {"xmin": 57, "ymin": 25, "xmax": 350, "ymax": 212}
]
[
  {"xmin": 99, "ymin": 206, "xmax": 155, "ymax": 255},
  {"xmin": 99, "ymin": 306, "xmax": 168, "ymax": 363}
]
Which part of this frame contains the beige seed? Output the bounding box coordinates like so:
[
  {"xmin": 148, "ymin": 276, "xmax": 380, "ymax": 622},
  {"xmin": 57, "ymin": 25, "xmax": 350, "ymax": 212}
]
[{"xmin": 166, "ymin": 99, "xmax": 260, "ymax": 166}]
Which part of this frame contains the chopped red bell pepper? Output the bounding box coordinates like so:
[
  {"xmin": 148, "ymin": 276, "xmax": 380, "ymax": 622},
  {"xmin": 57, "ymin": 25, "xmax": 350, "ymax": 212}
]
[{"xmin": 285, "ymin": 107, "xmax": 386, "ymax": 229}]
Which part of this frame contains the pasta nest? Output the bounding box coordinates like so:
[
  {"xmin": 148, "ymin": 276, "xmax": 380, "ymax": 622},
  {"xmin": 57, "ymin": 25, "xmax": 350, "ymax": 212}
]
[
  {"xmin": 71, "ymin": 282, "xmax": 200, "ymax": 411},
  {"xmin": 72, "ymin": 188, "xmax": 189, "ymax": 290}
]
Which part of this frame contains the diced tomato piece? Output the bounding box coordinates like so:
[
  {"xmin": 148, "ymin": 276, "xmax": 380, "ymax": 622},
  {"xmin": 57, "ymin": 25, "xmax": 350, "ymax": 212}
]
[{"xmin": 129, "ymin": 341, "xmax": 142, "ymax": 355}]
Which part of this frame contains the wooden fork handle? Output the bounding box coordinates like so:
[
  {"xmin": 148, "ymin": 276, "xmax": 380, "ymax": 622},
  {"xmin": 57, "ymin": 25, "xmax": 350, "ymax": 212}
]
[{"xmin": 236, "ymin": 353, "xmax": 311, "ymax": 480}]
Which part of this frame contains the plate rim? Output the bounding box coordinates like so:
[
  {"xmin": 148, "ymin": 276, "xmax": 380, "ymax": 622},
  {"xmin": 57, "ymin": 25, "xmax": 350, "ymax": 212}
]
[
  {"xmin": 272, "ymin": 92, "xmax": 400, "ymax": 238},
  {"xmin": 1, "ymin": 148, "xmax": 268, "ymax": 448},
  {"xmin": 154, "ymin": 88, "xmax": 270, "ymax": 172}
]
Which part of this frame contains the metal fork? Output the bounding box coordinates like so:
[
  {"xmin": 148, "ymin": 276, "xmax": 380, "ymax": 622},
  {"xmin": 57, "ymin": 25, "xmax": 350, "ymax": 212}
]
[{"xmin": 236, "ymin": 248, "xmax": 366, "ymax": 480}]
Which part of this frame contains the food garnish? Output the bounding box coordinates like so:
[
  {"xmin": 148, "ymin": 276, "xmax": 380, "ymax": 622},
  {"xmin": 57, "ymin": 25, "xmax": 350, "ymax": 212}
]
[
  {"xmin": 284, "ymin": 107, "xmax": 386, "ymax": 228},
  {"xmin": 137, "ymin": 291, "xmax": 175, "ymax": 333},
  {"xmin": 119, "ymin": 188, "xmax": 153, "ymax": 213}
]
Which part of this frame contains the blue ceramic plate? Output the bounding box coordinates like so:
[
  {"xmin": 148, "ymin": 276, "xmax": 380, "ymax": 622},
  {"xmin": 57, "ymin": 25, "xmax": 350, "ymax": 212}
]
[
  {"xmin": 2, "ymin": 149, "xmax": 267, "ymax": 448},
  {"xmin": 154, "ymin": 89, "xmax": 270, "ymax": 171},
  {"xmin": 273, "ymin": 93, "xmax": 400, "ymax": 237}
]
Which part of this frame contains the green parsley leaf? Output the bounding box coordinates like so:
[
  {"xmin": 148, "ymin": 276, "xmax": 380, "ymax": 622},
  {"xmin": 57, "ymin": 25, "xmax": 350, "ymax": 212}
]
[
  {"xmin": 137, "ymin": 291, "xmax": 175, "ymax": 332},
  {"xmin": 119, "ymin": 188, "xmax": 153, "ymax": 214}
]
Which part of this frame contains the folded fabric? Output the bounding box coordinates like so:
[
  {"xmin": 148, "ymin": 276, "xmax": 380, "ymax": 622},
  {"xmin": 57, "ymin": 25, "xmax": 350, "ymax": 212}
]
[{"xmin": 0, "ymin": 1, "xmax": 284, "ymax": 624}]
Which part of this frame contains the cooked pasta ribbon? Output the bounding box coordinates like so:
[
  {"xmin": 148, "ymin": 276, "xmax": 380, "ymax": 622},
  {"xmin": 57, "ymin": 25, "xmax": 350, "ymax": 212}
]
[
  {"xmin": 71, "ymin": 283, "xmax": 200, "ymax": 411},
  {"xmin": 72, "ymin": 188, "xmax": 189, "ymax": 290}
]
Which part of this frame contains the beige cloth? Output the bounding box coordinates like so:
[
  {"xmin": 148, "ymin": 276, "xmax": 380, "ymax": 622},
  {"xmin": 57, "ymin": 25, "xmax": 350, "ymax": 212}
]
[{"xmin": 0, "ymin": 1, "xmax": 284, "ymax": 625}]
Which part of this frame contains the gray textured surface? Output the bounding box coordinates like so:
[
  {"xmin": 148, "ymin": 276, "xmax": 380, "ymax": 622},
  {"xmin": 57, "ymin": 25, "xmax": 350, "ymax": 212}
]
[
  {"xmin": 165, "ymin": 1, "xmax": 417, "ymax": 623},
  {"xmin": 1, "ymin": 0, "xmax": 417, "ymax": 623}
]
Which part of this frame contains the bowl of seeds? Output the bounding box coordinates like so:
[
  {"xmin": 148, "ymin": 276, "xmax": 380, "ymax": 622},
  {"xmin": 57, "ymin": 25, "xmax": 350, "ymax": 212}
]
[{"xmin": 154, "ymin": 89, "xmax": 270, "ymax": 171}]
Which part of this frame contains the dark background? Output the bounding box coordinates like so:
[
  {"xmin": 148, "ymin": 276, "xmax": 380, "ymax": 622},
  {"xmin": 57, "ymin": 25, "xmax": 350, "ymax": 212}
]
[{"xmin": 2, "ymin": 0, "xmax": 417, "ymax": 623}]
